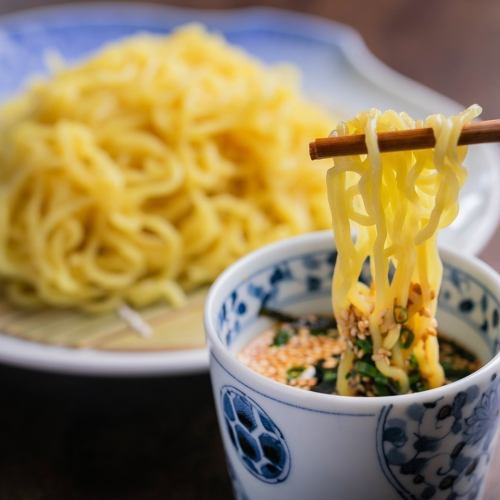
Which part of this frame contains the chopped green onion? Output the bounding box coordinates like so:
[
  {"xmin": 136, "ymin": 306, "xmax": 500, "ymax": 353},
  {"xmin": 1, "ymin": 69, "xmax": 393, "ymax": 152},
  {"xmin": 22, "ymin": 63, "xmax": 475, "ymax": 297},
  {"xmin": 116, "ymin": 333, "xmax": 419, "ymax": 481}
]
[
  {"xmin": 323, "ymin": 369, "xmax": 337, "ymax": 383},
  {"xmin": 393, "ymin": 304, "xmax": 408, "ymax": 324},
  {"xmin": 374, "ymin": 383, "xmax": 391, "ymax": 396},
  {"xmin": 313, "ymin": 361, "xmax": 338, "ymax": 392},
  {"xmin": 408, "ymin": 356, "xmax": 428, "ymax": 392},
  {"xmin": 399, "ymin": 327, "xmax": 415, "ymax": 349},
  {"xmin": 286, "ymin": 366, "xmax": 305, "ymax": 381},
  {"xmin": 409, "ymin": 354, "xmax": 419, "ymax": 371},
  {"xmin": 440, "ymin": 360, "xmax": 452, "ymax": 371},
  {"xmin": 271, "ymin": 329, "xmax": 291, "ymax": 347},
  {"xmin": 374, "ymin": 380, "xmax": 400, "ymax": 396},
  {"xmin": 355, "ymin": 338, "xmax": 373, "ymax": 355},
  {"xmin": 354, "ymin": 361, "xmax": 389, "ymax": 385},
  {"xmin": 412, "ymin": 378, "xmax": 429, "ymax": 392},
  {"xmin": 310, "ymin": 328, "xmax": 328, "ymax": 336}
]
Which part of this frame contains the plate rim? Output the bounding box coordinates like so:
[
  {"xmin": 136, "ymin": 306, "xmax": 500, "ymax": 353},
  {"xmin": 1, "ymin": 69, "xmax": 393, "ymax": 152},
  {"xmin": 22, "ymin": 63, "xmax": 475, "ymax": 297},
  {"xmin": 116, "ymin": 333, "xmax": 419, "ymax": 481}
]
[{"xmin": 0, "ymin": 2, "xmax": 497, "ymax": 376}]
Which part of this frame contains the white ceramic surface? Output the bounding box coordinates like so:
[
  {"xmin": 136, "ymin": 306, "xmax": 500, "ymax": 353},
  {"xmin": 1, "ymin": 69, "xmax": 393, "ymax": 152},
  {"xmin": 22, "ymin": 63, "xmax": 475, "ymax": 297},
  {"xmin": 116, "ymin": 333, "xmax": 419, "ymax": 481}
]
[
  {"xmin": 205, "ymin": 231, "xmax": 500, "ymax": 500},
  {"xmin": 0, "ymin": 3, "xmax": 498, "ymax": 376}
]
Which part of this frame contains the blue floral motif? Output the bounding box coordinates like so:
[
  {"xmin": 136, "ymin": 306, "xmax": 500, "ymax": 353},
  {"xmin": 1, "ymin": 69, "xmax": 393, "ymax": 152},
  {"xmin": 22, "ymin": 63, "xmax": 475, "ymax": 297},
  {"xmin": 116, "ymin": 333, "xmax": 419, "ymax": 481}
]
[
  {"xmin": 306, "ymin": 275, "xmax": 322, "ymax": 291},
  {"xmin": 465, "ymin": 376, "xmax": 499, "ymax": 447},
  {"xmin": 326, "ymin": 250, "xmax": 338, "ymax": 267},
  {"xmin": 439, "ymin": 266, "xmax": 499, "ymax": 352},
  {"xmin": 221, "ymin": 386, "xmax": 290, "ymax": 484},
  {"xmin": 302, "ymin": 254, "xmax": 321, "ymax": 270},
  {"xmin": 377, "ymin": 373, "xmax": 500, "ymax": 499},
  {"xmin": 218, "ymin": 250, "xmax": 333, "ymax": 347}
]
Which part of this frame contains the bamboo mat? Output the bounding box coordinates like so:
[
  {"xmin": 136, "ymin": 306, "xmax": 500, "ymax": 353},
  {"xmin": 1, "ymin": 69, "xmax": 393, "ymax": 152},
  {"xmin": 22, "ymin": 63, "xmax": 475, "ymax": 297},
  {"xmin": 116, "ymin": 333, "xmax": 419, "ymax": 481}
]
[{"xmin": 0, "ymin": 288, "xmax": 208, "ymax": 351}]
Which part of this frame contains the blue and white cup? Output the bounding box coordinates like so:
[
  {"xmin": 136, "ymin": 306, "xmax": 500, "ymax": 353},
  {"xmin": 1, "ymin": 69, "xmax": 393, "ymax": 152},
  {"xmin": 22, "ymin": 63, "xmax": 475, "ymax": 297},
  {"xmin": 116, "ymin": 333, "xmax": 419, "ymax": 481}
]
[{"xmin": 204, "ymin": 231, "xmax": 500, "ymax": 500}]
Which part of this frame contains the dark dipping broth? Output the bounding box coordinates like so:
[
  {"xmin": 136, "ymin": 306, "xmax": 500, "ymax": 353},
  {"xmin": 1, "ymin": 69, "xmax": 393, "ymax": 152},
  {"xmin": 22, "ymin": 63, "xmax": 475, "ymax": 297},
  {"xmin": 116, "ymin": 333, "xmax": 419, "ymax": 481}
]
[{"xmin": 238, "ymin": 308, "xmax": 481, "ymax": 396}]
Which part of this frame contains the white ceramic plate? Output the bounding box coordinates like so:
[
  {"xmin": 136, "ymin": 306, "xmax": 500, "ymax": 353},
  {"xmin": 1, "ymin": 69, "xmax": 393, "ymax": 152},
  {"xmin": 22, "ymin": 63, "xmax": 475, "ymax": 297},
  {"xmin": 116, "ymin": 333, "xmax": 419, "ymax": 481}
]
[{"xmin": 0, "ymin": 3, "xmax": 498, "ymax": 376}]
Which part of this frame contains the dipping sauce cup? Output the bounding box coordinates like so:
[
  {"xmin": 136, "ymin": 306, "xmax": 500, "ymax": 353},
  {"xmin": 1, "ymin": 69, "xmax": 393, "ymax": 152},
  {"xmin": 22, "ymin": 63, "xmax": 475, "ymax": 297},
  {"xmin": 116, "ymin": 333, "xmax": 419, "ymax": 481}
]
[{"xmin": 205, "ymin": 231, "xmax": 500, "ymax": 500}]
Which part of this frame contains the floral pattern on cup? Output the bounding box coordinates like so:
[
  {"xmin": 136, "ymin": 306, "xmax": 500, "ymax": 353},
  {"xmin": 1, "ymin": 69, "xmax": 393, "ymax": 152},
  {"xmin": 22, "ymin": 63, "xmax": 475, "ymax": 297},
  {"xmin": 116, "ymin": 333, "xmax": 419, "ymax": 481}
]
[
  {"xmin": 377, "ymin": 373, "xmax": 499, "ymax": 499},
  {"xmin": 216, "ymin": 250, "xmax": 336, "ymax": 346},
  {"xmin": 221, "ymin": 385, "xmax": 291, "ymax": 483},
  {"xmin": 440, "ymin": 265, "xmax": 499, "ymax": 352}
]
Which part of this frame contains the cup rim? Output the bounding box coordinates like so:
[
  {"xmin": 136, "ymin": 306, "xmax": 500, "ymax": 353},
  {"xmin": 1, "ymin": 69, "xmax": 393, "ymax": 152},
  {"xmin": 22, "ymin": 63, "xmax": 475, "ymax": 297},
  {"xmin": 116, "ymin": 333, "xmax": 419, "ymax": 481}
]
[{"xmin": 205, "ymin": 230, "xmax": 500, "ymax": 408}]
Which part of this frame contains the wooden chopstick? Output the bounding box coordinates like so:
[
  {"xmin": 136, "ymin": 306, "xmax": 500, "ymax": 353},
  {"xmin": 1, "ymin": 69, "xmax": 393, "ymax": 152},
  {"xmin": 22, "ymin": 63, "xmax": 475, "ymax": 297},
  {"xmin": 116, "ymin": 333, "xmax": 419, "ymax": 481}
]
[{"xmin": 309, "ymin": 119, "xmax": 500, "ymax": 160}]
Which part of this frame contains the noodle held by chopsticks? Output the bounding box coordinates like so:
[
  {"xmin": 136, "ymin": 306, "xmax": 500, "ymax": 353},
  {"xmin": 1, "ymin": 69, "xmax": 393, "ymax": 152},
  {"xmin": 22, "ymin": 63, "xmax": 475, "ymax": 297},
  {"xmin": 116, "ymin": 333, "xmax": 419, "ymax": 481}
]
[{"xmin": 328, "ymin": 105, "xmax": 481, "ymax": 395}]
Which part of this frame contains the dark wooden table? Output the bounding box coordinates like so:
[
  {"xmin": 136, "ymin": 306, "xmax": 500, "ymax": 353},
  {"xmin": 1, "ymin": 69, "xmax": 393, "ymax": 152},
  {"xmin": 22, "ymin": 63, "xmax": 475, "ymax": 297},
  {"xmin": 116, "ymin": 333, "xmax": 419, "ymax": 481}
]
[{"xmin": 0, "ymin": 1, "xmax": 498, "ymax": 499}]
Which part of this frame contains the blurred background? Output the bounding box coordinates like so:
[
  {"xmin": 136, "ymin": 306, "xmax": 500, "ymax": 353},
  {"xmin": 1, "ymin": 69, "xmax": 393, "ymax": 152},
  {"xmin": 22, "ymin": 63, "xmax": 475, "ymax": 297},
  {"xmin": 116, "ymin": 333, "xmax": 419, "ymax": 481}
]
[
  {"xmin": 2, "ymin": 0, "xmax": 500, "ymax": 118},
  {"xmin": 0, "ymin": 1, "xmax": 498, "ymax": 499}
]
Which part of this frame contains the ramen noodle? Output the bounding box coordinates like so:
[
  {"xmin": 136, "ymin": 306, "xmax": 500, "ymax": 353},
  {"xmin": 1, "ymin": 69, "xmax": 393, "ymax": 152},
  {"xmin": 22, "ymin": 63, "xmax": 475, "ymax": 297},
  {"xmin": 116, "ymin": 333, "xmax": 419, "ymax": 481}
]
[
  {"xmin": 328, "ymin": 105, "xmax": 481, "ymax": 395},
  {"xmin": 0, "ymin": 25, "xmax": 332, "ymax": 312}
]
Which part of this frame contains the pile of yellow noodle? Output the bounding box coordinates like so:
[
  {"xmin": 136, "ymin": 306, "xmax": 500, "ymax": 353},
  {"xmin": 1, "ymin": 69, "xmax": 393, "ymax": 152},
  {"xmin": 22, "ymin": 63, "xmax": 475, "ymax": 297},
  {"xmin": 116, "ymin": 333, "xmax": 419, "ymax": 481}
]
[
  {"xmin": 328, "ymin": 105, "xmax": 481, "ymax": 395},
  {"xmin": 0, "ymin": 25, "xmax": 332, "ymax": 312}
]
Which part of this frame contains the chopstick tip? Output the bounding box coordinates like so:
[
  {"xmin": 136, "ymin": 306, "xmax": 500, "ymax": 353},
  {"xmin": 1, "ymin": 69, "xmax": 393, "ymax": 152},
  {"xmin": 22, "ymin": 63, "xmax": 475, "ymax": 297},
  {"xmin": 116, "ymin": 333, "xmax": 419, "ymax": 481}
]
[{"xmin": 309, "ymin": 141, "xmax": 319, "ymax": 160}]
